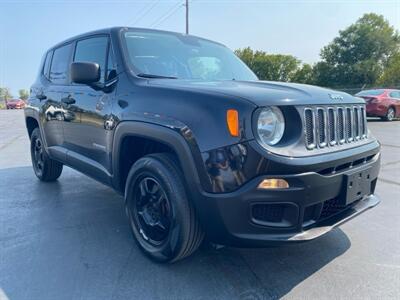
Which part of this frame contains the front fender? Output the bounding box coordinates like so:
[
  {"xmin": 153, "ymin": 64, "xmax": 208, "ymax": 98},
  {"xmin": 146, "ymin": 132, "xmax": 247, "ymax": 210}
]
[{"xmin": 112, "ymin": 121, "xmax": 212, "ymax": 194}]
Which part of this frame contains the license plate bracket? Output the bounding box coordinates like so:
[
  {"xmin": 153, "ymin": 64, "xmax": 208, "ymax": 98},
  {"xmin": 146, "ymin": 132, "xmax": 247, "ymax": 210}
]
[{"xmin": 342, "ymin": 168, "xmax": 372, "ymax": 205}]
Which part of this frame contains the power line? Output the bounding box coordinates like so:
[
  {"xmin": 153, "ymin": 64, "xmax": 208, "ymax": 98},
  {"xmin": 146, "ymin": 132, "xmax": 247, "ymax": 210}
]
[
  {"xmin": 150, "ymin": 1, "xmax": 184, "ymax": 29},
  {"xmin": 150, "ymin": 1, "xmax": 182, "ymax": 28},
  {"xmin": 126, "ymin": 0, "xmax": 161, "ymax": 26},
  {"xmin": 123, "ymin": 2, "xmax": 151, "ymax": 26}
]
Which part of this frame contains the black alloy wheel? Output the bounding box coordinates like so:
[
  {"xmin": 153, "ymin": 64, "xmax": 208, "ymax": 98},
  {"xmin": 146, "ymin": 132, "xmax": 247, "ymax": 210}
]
[
  {"xmin": 125, "ymin": 153, "xmax": 204, "ymax": 263},
  {"xmin": 32, "ymin": 136, "xmax": 45, "ymax": 177},
  {"xmin": 132, "ymin": 176, "xmax": 172, "ymax": 246},
  {"xmin": 30, "ymin": 128, "xmax": 63, "ymax": 181}
]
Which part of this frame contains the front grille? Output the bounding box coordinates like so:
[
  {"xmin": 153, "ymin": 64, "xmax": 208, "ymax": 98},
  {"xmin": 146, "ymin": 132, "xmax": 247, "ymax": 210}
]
[
  {"xmin": 303, "ymin": 105, "xmax": 368, "ymax": 150},
  {"xmin": 252, "ymin": 204, "xmax": 284, "ymax": 223},
  {"xmin": 319, "ymin": 198, "xmax": 346, "ymax": 220},
  {"xmin": 303, "ymin": 197, "xmax": 353, "ymax": 228},
  {"xmin": 318, "ymin": 154, "xmax": 376, "ymax": 175}
]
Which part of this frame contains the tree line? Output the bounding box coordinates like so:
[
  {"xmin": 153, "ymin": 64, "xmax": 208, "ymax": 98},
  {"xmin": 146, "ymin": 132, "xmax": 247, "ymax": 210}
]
[
  {"xmin": 0, "ymin": 87, "xmax": 29, "ymax": 101},
  {"xmin": 235, "ymin": 13, "xmax": 400, "ymax": 91}
]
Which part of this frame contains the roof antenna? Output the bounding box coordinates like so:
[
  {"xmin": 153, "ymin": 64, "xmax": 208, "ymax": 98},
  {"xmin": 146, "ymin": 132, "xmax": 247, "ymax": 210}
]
[{"xmin": 184, "ymin": 0, "xmax": 189, "ymax": 34}]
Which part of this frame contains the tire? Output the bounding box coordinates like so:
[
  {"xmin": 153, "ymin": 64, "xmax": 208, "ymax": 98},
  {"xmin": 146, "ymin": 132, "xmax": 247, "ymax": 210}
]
[
  {"xmin": 385, "ymin": 107, "xmax": 395, "ymax": 121},
  {"xmin": 30, "ymin": 128, "xmax": 63, "ymax": 181},
  {"xmin": 125, "ymin": 153, "xmax": 204, "ymax": 263}
]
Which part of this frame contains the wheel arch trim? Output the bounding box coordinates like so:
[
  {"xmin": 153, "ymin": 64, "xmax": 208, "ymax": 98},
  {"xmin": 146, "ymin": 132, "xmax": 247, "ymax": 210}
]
[{"xmin": 112, "ymin": 121, "xmax": 212, "ymax": 194}]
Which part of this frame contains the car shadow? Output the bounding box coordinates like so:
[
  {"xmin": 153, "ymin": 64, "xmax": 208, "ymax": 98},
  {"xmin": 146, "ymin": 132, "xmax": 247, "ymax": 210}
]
[
  {"xmin": 0, "ymin": 166, "xmax": 350, "ymax": 300},
  {"xmin": 170, "ymin": 230, "xmax": 350, "ymax": 299}
]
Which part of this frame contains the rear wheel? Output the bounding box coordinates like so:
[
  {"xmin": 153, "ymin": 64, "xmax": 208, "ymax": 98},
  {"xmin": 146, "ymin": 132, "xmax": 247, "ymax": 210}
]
[
  {"xmin": 384, "ymin": 107, "xmax": 395, "ymax": 121},
  {"xmin": 125, "ymin": 153, "xmax": 204, "ymax": 263},
  {"xmin": 30, "ymin": 128, "xmax": 63, "ymax": 181}
]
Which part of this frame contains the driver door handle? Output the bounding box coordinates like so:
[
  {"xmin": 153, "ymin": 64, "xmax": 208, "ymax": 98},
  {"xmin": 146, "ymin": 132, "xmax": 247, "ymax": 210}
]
[{"xmin": 61, "ymin": 95, "xmax": 76, "ymax": 105}]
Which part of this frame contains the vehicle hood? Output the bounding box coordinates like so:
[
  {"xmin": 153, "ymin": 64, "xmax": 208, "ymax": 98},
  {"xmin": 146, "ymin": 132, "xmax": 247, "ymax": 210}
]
[{"xmin": 149, "ymin": 79, "xmax": 363, "ymax": 106}]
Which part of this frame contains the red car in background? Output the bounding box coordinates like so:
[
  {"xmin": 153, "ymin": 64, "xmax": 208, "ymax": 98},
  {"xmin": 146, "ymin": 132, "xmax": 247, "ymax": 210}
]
[
  {"xmin": 5, "ymin": 99, "xmax": 25, "ymax": 109},
  {"xmin": 356, "ymin": 89, "xmax": 400, "ymax": 121}
]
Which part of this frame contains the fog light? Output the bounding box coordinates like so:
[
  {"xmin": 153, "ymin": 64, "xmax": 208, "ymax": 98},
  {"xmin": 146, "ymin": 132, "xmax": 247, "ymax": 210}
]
[{"xmin": 258, "ymin": 179, "xmax": 289, "ymax": 189}]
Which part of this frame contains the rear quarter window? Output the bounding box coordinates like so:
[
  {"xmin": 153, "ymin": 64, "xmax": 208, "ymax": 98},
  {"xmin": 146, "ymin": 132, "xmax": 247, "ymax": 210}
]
[{"xmin": 49, "ymin": 43, "xmax": 73, "ymax": 84}]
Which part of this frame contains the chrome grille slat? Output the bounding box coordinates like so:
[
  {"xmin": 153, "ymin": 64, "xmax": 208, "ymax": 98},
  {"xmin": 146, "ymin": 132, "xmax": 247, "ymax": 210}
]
[
  {"xmin": 346, "ymin": 107, "xmax": 353, "ymax": 142},
  {"xmin": 303, "ymin": 105, "xmax": 367, "ymax": 150},
  {"xmin": 354, "ymin": 106, "xmax": 360, "ymax": 140},
  {"xmin": 328, "ymin": 108, "xmax": 336, "ymax": 145},
  {"xmin": 337, "ymin": 107, "xmax": 345, "ymax": 144},
  {"xmin": 304, "ymin": 109, "xmax": 316, "ymax": 149},
  {"xmin": 361, "ymin": 106, "xmax": 367, "ymax": 138},
  {"xmin": 359, "ymin": 107, "xmax": 362, "ymax": 138},
  {"xmin": 317, "ymin": 108, "xmax": 327, "ymax": 147}
]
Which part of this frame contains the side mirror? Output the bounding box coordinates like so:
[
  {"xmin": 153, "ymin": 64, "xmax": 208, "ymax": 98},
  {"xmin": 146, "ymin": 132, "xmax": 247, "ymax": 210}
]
[{"xmin": 71, "ymin": 62, "xmax": 100, "ymax": 85}]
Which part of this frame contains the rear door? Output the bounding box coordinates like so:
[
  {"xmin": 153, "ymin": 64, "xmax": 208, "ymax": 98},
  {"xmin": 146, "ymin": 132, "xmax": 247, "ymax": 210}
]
[
  {"xmin": 40, "ymin": 43, "xmax": 73, "ymax": 161},
  {"xmin": 63, "ymin": 35, "xmax": 116, "ymax": 182}
]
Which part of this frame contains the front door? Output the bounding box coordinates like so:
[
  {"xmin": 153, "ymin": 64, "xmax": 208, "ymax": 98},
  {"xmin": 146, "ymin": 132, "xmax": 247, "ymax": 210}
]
[{"xmin": 62, "ymin": 36, "xmax": 116, "ymax": 182}]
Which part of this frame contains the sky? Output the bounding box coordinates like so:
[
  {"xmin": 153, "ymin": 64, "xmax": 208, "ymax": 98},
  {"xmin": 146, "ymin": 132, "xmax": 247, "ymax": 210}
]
[{"xmin": 0, "ymin": 0, "xmax": 399, "ymax": 96}]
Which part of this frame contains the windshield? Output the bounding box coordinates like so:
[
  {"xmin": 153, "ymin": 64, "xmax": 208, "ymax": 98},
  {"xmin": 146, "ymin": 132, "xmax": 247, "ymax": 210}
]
[
  {"xmin": 356, "ymin": 89, "xmax": 384, "ymax": 96},
  {"xmin": 123, "ymin": 30, "xmax": 258, "ymax": 81}
]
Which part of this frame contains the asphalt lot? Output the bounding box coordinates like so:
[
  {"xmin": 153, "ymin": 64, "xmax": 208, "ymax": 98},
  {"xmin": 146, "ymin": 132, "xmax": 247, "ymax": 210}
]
[{"xmin": 0, "ymin": 109, "xmax": 399, "ymax": 300}]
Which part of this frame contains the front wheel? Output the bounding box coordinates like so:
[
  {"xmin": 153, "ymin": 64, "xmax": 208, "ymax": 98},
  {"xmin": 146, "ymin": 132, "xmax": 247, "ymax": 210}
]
[
  {"xmin": 125, "ymin": 153, "xmax": 204, "ymax": 263},
  {"xmin": 30, "ymin": 128, "xmax": 63, "ymax": 181}
]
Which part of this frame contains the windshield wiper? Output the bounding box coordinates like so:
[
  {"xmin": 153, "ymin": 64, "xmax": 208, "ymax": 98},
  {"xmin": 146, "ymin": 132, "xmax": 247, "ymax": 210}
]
[{"xmin": 137, "ymin": 73, "xmax": 178, "ymax": 79}]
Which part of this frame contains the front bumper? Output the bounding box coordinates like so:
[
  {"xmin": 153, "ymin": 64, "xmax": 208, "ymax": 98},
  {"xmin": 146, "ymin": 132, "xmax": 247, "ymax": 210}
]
[{"xmin": 197, "ymin": 152, "xmax": 380, "ymax": 247}]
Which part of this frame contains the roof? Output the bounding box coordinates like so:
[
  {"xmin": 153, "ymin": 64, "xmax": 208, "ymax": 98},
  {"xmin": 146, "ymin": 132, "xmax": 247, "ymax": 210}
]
[{"xmin": 48, "ymin": 26, "xmax": 224, "ymax": 52}]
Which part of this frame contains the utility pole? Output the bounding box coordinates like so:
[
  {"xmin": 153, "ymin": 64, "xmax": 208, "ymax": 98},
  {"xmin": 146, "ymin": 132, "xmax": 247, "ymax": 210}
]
[{"xmin": 185, "ymin": 0, "xmax": 189, "ymax": 34}]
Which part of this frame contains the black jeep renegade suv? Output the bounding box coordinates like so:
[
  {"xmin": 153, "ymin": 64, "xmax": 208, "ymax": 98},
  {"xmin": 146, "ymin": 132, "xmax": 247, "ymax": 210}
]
[{"xmin": 25, "ymin": 27, "xmax": 381, "ymax": 262}]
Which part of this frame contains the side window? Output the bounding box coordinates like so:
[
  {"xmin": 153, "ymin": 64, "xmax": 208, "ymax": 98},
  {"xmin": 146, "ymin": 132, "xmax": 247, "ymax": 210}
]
[
  {"xmin": 390, "ymin": 92, "xmax": 400, "ymax": 99},
  {"xmin": 43, "ymin": 51, "xmax": 53, "ymax": 79},
  {"xmin": 50, "ymin": 43, "xmax": 73, "ymax": 84},
  {"xmin": 74, "ymin": 36, "xmax": 108, "ymax": 83}
]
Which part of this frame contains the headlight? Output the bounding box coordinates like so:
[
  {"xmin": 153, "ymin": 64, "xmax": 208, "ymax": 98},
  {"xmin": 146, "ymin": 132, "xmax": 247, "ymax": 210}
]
[{"xmin": 256, "ymin": 106, "xmax": 285, "ymax": 146}]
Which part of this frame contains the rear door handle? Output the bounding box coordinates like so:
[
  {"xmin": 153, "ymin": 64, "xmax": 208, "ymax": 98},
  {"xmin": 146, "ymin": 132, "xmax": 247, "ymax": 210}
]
[
  {"xmin": 61, "ymin": 95, "xmax": 76, "ymax": 105},
  {"xmin": 37, "ymin": 93, "xmax": 47, "ymax": 100}
]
